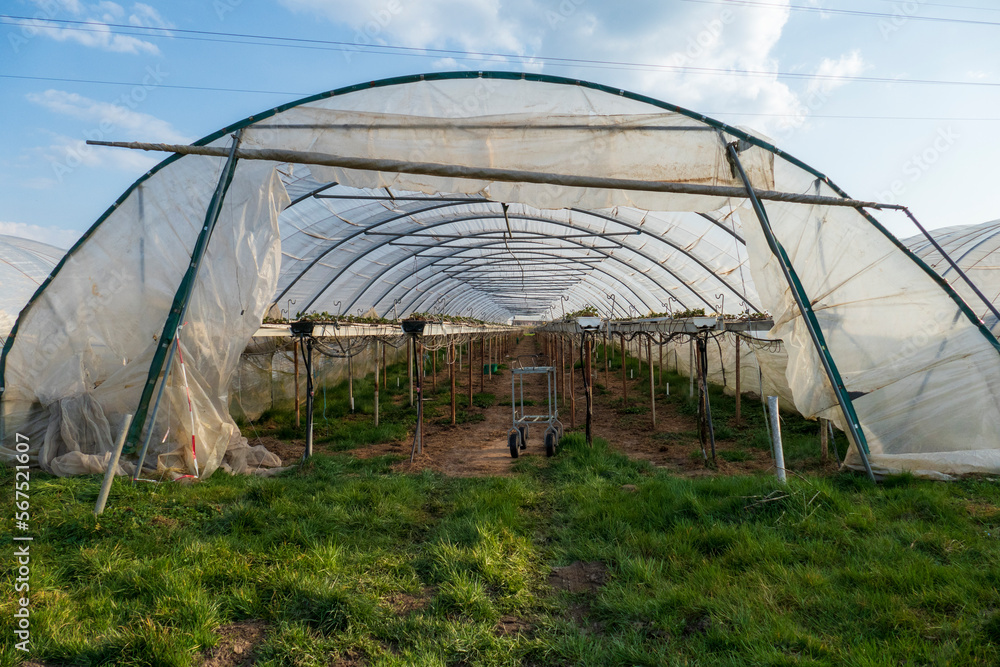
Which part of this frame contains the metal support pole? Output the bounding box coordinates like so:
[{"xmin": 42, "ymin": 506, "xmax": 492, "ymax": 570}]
[
  {"xmin": 480, "ymin": 338, "xmax": 485, "ymax": 393},
  {"xmin": 820, "ymin": 417, "xmax": 829, "ymax": 460},
  {"xmin": 128, "ymin": 132, "xmax": 242, "ymax": 473},
  {"xmin": 468, "ymin": 338, "xmax": 474, "ymax": 407},
  {"xmin": 727, "ymin": 142, "xmax": 874, "ymax": 481}
]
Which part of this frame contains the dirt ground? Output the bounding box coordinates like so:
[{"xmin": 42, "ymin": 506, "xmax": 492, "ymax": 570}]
[{"xmin": 262, "ymin": 336, "xmax": 796, "ymax": 479}]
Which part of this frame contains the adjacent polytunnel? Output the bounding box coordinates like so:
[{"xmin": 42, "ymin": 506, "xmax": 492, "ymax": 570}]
[
  {"xmin": 3, "ymin": 71, "xmax": 999, "ymax": 479},
  {"xmin": 0, "ymin": 234, "xmax": 64, "ymax": 346}
]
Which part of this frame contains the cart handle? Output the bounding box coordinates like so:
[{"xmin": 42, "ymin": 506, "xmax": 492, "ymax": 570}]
[{"xmin": 514, "ymin": 354, "xmax": 549, "ymax": 369}]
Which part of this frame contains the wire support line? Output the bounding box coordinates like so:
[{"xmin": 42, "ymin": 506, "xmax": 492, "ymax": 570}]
[
  {"xmin": 679, "ymin": 0, "xmax": 1000, "ymax": 27},
  {"xmin": 2, "ymin": 14, "xmax": 998, "ymax": 88}
]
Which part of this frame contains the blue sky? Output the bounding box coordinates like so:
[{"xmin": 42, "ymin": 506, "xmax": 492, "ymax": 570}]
[{"xmin": 0, "ymin": 0, "xmax": 997, "ymax": 248}]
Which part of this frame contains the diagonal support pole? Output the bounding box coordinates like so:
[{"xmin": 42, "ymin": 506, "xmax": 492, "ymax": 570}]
[
  {"xmin": 726, "ymin": 142, "xmax": 875, "ymax": 482},
  {"xmin": 130, "ymin": 132, "xmax": 244, "ymax": 478}
]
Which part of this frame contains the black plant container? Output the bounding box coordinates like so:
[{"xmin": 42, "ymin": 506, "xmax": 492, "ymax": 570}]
[
  {"xmin": 290, "ymin": 320, "xmax": 315, "ymax": 336},
  {"xmin": 401, "ymin": 319, "xmax": 427, "ymax": 334}
]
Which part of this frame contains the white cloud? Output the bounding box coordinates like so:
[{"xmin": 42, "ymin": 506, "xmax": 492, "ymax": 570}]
[
  {"xmin": 278, "ymin": 0, "xmax": 806, "ymax": 133},
  {"xmin": 25, "ymin": 0, "xmax": 172, "ymax": 55},
  {"xmin": 26, "ymin": 90, "xmax": 191, "ymax": 180},
  {"xmin": 35, "ymin": 133, "xmax": 162, "ymax": 177},
  {"xmin": 805, "ymin": 49, "xmax": 868, "ymax": 98},
  {"xmin": 279, "ymin": 0, "xmax": 541, "ymax": 55},
  {"xmin": 27, "ymin": 89, "xmax": 191, "ymax": 144},
  {"xmin": 278, "ymin": 0, "xmax": 874, "ymax": 140},
  {"xmin": 19, "ymin": 177, "xmax": 59, "ymax": 190},
  {"xmin": 0, "ymin": 221, "xmax": 81, "ymax": 249}
]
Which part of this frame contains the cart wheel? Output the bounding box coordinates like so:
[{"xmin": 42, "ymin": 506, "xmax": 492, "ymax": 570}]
[
  {"xmin": 518, "ymin": 425, "xmax": 527, "ymax": 449},
  {"xmin": 508, "ymin": 431, "xmax": 520, "ymax": 458},
  {"xmin": 545, "ymin": 430, "xmax": 557, "ymax": 457}
]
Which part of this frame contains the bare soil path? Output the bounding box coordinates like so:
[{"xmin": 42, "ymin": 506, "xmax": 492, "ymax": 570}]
[{"xmin": 336, "ymin": 336, "xmax": 781, "ymax": 478}]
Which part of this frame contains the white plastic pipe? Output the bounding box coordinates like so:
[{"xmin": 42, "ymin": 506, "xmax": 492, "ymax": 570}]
[
  {"xmin": 768, "ymin": 396, "xmax": 786, "ymax": 484},
  {"xmin": 95, "ymin": 414, "xmax": 133, "ymax": 516}
]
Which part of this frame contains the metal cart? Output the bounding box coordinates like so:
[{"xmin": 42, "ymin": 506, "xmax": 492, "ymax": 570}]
[{"xmin": 508, "ymin": 355, "xmax": 563, "ymax": 458}]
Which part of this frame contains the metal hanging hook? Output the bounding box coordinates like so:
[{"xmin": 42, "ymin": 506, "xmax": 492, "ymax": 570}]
[
  {"xmin": 715, "ymin": 293, "xmax": 725, "ymax": 316},
  {"xmin": 606, "ymin": 293, "xmax": 618, "ymax": 318},
  {"xmin": 282, "ymin": 298, "xmax": 297, "ymax": 320}
]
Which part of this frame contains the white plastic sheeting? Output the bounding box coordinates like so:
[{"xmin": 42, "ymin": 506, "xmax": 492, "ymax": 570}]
[
  {"xmin": 0, "ymin": 234, "xmax": 64, "ymax": 344},
  {"xmin": 906, "ymin": 220, "xmax": 1000, "ymax": 330},
  {"xmin": 1, "ymin": 156, "xmax": 288, "ymax": 477},
  {"xmin": 3, "ymin": 72, "xmax": 999, "ymax": 479}
]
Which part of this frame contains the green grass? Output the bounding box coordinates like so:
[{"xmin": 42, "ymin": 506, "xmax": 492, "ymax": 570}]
[{"xmin": 5, "ymin": 432, "xmax": 1000, "ymax": 666}]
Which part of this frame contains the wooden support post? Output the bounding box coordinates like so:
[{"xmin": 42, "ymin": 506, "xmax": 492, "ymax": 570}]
[
  {"xmin": 469, "ymin": 339, "xmax": 474, "ymax": 407},
  {"xmin": 585, "ymin": 335, "xmax": 593, "ymax": 446},
  {"xmin": 408, "ymin": 338, "xmax": 413, "ymax": 407},
  {"xmin": 648, "ymin": 336, "xmax": 655, "ymax": 428},
  {"xmin": 658, "ymin": 334, "xmax": 663, "ymax": 387},
  {"xmin": 432, "ymin": 342, "xmax": 437, "ymax": 391},
  {"xmin": 294, "ymin": 339, "xmax": 300, "ymax": 428},
  {"xmin": 382, "ymin": 342, "xmax": 387, "ymax": 390},
  {"xmin": 563, "ymin": 337, "xmax": 569, "ymax": 407},
  {"xmin": 735, "ymin": 335, "xmax": 742, "ymax": 425},
  {"xmin": 480, "ymin": 338, "xmax": 485, "ymax": 393},
  {"xmin": 696, "ymin": 337, "xmax": 707, "ymax": 460},
  {"xmin": 416, "ymin": 339, "xmax": 423, "ymax": 454},
  {"xmin": 688, "ymin": 339, "xmax": 695, "ymax": 398},
  {"xmin": 450, "ymin": 338, "xmax": 456, "ymax": 425},
  {"xmin": 570, "ymin": 337, "xmax": 576, "ymax": 429},
  {"xmin": 620, "ymin": 333, "xmax": 628, "ymax": 404},
  {"xmin": 374, "ymin": 340, "xmax": 380, "ymax": 427},
  {"xmin": 604, "ymin": 331, "xmax": 609, "ymax": 388}
]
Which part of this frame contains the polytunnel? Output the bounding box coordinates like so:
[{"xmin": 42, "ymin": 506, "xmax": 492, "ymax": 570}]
[{"xmin": 3, "ymin": 71, "xmax": 1000, "ymax": 479}]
